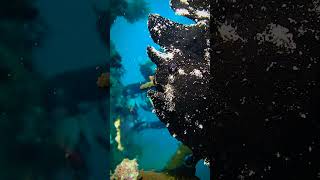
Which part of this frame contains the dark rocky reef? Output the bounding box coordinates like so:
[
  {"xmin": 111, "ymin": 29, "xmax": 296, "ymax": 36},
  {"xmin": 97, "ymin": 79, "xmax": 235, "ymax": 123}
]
[{"xmin": 148, "ymin": 0, "xmax": 320, "ymax": 179}]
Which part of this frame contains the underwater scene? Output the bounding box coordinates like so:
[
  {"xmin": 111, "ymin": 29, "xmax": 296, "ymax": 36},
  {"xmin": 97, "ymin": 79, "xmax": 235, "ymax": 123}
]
[
  {"xmin": 110, "ymin": 0, "xmax": 210, "ymax": 179},
  {"xmin": 0, "ymin": 0, "xmax": 209, "ymax": 179},
  {"xmin": 1, "ymin": 0, "xmax": 108, "ymax": 179},
  {"xmin": 1, "ymin": 0, "xmax": 319, "ymax": 179}
]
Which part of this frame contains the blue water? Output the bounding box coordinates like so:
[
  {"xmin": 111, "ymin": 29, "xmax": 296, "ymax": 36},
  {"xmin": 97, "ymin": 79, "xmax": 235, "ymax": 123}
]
[
  {"xmin": 111, "ymin": 0, "xmax": 193, "ymax": 85},
  {"xmin": 111, "ymin": 0, "xmax": 210, "ymax": 179}
]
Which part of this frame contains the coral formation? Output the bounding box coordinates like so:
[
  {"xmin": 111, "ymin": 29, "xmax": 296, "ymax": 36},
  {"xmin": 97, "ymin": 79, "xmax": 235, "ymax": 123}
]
[
  {"xmin": 111, "ymin": 158, "xmax": 139, "ymax": 180},
  {"xmin": 111, "ymin": 156, "xmax": 200, "ymax": 180},
  {"xmin": 114, "ymin": 117, "xmax": 124, "ymax": 151},
  {"xmin": 112, "ymin": 153, "xmax": 201, "ymax": 180}
]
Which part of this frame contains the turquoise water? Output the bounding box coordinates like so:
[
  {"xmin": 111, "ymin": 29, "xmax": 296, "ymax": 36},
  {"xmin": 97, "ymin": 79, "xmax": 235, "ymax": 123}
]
[{"xmin": 111, "ymin": 0, "xmax": 210, "ymax": 179}]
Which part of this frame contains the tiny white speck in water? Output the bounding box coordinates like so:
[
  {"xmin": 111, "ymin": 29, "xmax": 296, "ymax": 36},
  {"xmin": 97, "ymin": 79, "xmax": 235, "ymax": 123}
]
[{"xmin": 190, "ymin": 69, "xmax": 203, "ymax": 78}]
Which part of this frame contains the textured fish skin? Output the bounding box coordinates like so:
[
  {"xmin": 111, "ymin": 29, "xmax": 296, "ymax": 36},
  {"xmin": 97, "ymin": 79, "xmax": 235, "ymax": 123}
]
[
  {"xmin": 147, "ymin": 0, "xmax": 212, "ymax": 161},
  {"xmin": 148, "ymin": 0, "xmax": 320, "ymax": 179}
]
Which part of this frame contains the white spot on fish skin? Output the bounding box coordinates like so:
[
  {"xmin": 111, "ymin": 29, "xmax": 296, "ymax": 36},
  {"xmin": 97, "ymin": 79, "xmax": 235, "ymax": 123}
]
[
  {"xmin": 261, "ymin": 6, "xmax": 267, "ymax": 11},
  {"xmin": 184, "ymin": 114, "xmax": 192, "ymax": 123},
  {"xmin": 218, "ymin": 22, "xmax": 245, "ymax": 42},
  {"xmin": 179, "ymin": 0, "xmax": 189, "ymax": 5},
  {"xmin": 248, "ymin": 170, "xmax": 255, "ymax": 176},
  {"xmin": 312, "ymin": 0, "xmax": 320, "ymax": 13},
  {"xmin": 299, "ymin": 112, "xmax": 307, "ymax": 118},
  {"xmin": 203, "ymin": 39, "xmax": 211, "ymax": 64},
  {"xmin": 190, "ymin": 69, "xmax": 203, "ymax": 78},
  {"xmin": 288, "ymin": 17, "xmax": 297, "ymax": 24},
  {"xmin": 240, "ymin": 97, "xmax": 246, "ymax": 105},
  {"xmin": 293, "ymin": 66, "xmax": 299, "ymax": 70},
  {"xmin": 178, "ymin": 68, "xmax": 186, "ymax": 75},
  {"xmin": 150, "ymin": 47, "xmax": 182, "ymax": 62},
  {"xmin": 175, "ymin": 8, "xmax": 190, "ymax": 16},
  {"xmin": 195, "ymin": 10, "xmax": 210, "ymax": 19},
  {"xmin": 164, "ymin": 84, "xmax": 176, "ymax": 111},
  {"xmin": 168, "ymin": 74, "xmax": 175, "ymax": 83},
  {"xmin": 256, "ymin": 23, "xmax": 296, "ymax": 52}
]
